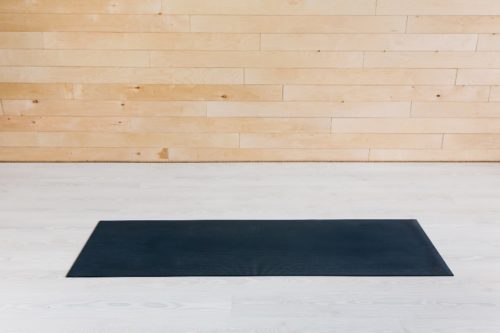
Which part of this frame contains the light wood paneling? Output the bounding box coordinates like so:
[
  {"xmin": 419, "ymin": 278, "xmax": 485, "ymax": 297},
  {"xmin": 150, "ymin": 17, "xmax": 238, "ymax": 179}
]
[
  {"xmin": 0, "ymin": 147, "xmax": 169, "ymax": 161},
  {"xmin": 0, "ymin": 132, "xmax": 239, "ymax": 148},
  {"xmin": 369, "ymin": 149, "xmax": 500, "ymax": 161},
  {"xmin": 332, "ymin": 118, "xmax": 500, "ymax": 133},
  {"xmin": 0, "ymin": 67, "xmax": 244, "ymax": 84},
  {"xmin": 163, "ymin": 0, "xmax": 376, "ymax": 15},
  {"xmin": 0, "ymin": 14, "xmax": 190, "ymax": 32},
  {"xmin": 43, "ymin": 32, "xmax": 260, "ymax": 50},
  {"xmin": 284, "ymin": 85, "xmax": 489, "ymax": 102},
  {"xmin": 1, "ymin": 0, "xmax": 499, "ymax": 161},
  {"xmin": 150, "ymin": 51, "xmax": 363, "ymax": 68},
  {"xmin": 191, "ymin": 16, "xmax": 405, "ymax": 33},
  {"xmin": 244, "ymin": 69, "xmax": 456, "ymax": 85},
  {"xmin": 411, "ymin": 102, "xmax": 500, "ymax": 118},
  {"xmin": 0, "ymin": 32, "xmax": 43, "ymax": 48},
  {"xmin": 0, "ymin": 0, "xmax": 162, "ymax": 14},
  {"xmin": 0, "ymin": 83, "xmax": 73, "ymax": 99},
  {"xmin": 376, "ymin": 0, "xmax": 500, "ymax": 15},
  {"xmin": 260, "ymin": 34, "xmax": 477, "ymax": 51},
  {"xmin": 240, "ymin": 133, "xmax": 443, "ymax": 149},
  {"xmin": 407, "ymin": 16, "xmax": 500, "ymax": 33},
  {"xmin": 206, "ymin": 102, "xmax": 410, "ymax": 118},
  {"xmin": 2, "ymin": 100, "xmax": 207, "ymax": 117},
  {"xmin": 0, "ymin": 50, "xmax": 150, "ymax": 67},
  {"xmin": 364, "ymin": 52, "xmax": 500, "ymax": 69},
  {"xmin": 72, "ymin": 84, "xmax": 282, "ymax": 101},
  {"xmin": 443, "ymin": 134, "xmax": 500, "ymax": 149},
  {"xmin": 169, "ymin": 148, "xmax": 369, "ymax": 162}
]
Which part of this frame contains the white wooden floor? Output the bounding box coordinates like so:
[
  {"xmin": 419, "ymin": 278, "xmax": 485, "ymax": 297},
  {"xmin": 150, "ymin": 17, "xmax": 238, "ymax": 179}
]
[{"xmin": 0, "ymin": 163, "xmax": 499, "ymax": 333}]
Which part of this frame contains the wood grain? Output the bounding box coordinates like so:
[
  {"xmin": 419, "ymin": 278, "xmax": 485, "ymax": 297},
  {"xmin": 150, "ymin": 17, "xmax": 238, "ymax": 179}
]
[{"xmin": 0, "ymin": 0, "xmax": 499, "ymax": 161}]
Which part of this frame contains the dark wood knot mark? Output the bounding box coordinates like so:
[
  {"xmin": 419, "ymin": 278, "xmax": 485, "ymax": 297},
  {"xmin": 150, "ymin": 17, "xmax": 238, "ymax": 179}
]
[{"xmin": 158, "ymin": 148, "xmax": 168, "ymax": 160}]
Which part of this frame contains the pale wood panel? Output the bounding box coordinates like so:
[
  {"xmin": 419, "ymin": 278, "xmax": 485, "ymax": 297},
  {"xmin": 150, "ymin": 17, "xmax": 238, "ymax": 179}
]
[
  {"xmin": 240, "ymin": 133, "xmax": 442, "ymax": 149},
  {"xmin": 2, "ymin": 100, "xmax": 207, "ymax": 117},
  {"xmin": 407, "ymin": 16, "xmax": 500, "ymax": 33},
  {"xmin": 0, "ymin": 83, "xmax": 73, "ymax": 99},
  {"xmin": 477, "ymin": 34, "xmax": 500, "ymax": 51},
  {"xmin": 0, "ymin": 147, "xmax": 169, "ymax": 161},
  {"xmin": 129, "ymin": 117, "xmax": 330, "ymax": 133},
  {"xmin": 43, "ymin": 32, "xmax": 260, "ymax": 50},
  {"xmin": 376, "ymin": 0, "xmax": 500, "ymax": 15},
  {"xmin": 411, "ymin": 102, "xmax": 500, "ymax": 118},
  {"xmin": 0, "ymin": 13, "xmax": 189, "ymax": 32},
  {"xmin": 245, "ymin": 69, "xmax": 456, "ymax": 85},
  {"xmin": 0, "ymin": 0, "xmax": 499, "ymax": 161},
  {"xmin": 0, "ymin": 32, "xmax": 43, "ymax": 49},
  {"xmin": 443, "ymin": 134, "xmax": 500, "ymax": 149},
  {"xmin": 0, "ymin": 132, "xmax": 239, "ymax": 148},
  {"xmin": 369, "ymin": 149, "xmax": 500, "ymax": 161},
  {"xmin": 2, "ymin": 116, "xmax": 324, "ymax": 135},
  {"xmin": 0, "ymin": 0, "xmax": 162, "ymax": 14},
  {"xmin": 207, "ymin": 102, "xmax": 410, "ymax": 118},
  {"xmin": 169, "ymin": 148, "xmax": 369, "ymax": 162},
  {"xmin": 364, "ymin": 52, "xmax": 500, "ymax": 69},
  {"xmin": 73, "ymin": 84, "xmax": 283, "ymax": 101},
  {"xmin": 456, "ymin": 69, "xmax": 500, "ymax": 85},
  {"xmin": 163, "ymin": 0, "xmax": 376, "ymax": 15},
  {"xmin": 0, "ymin": 67, "xmax": 243, "ymax": 84},
  {"xmin": 489, "ymin": 86, "xmax": 500, "ymax": 101},
  {"xmin": 0, "ymin": 50, "xmax": 150, "ymax": 67},
  {"xmin": 150, "ymin": 50, "xmax": 363, "ymax": 68},
  {"xmin": 0, "ymin": 115, "xmax": 129, "ymax": 132},
  {"xmin": 261, "ymin": 34, "xmax": 477, "ymax": 51},
  {"xmin": 191, "ymin": 15, "xmax": 405, "ymax": 33},
  {"xmin": 284, "ymin": 85, "xmax": 489, "ymax": 102},
  {"xmin": 332, "ymin": 118, "xmax": 500, "ymax": 134}
]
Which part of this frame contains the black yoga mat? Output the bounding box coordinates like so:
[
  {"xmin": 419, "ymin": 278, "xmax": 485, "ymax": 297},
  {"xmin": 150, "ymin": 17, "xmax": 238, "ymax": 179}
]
[{"xmin": 67, "ymin": 219, "xmax": 453, "ymax": 277}]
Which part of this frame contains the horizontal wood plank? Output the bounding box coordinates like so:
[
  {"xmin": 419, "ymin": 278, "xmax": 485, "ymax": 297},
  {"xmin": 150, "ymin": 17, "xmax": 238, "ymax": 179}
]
[
  {"xmin": 0, "ymin": 0, "xmax": 162, "ymax": 14},
  {"xmin": 284, "ymin": 85, "xmax": 489, "ymax": 102},
  {"xmin": 0, "ymin": 147, "xmax": 170, "ymax": 161},
  {"xmin": 150, "ymin": 50, "xmax": 363, "ymax": 68},
  {"xmin": 130, "ymin": 117, "xmax": 330, "ymax": 133},
  {"xmin": 407, "ymin": 16, "xmax": 500, "ymax": 33},
  {"xmin": 240, "ymin": 133, "xmax": 443, "ymax": 149},
  {"xmin": 0, "ymin": 50, "xmax": 150, "ymax": 67},
  {"xmin": 443, "ymin": 134, "xmax": 500, "ymax": 149},
  {"xmin": 73, "ymin": 84, "xmax": 283, "ymax": 101},
  {"xmin": 332, "ymin": 118, "xmax": 500, "ymax": 134},
  {"xmin": 43, "ymin": 32, "xmax": 260, "ymax": 50},
  {"xmin": 0, "ymin": 83, "xmax": 73, "ymax": 99},
  {"xmin": 169, "ymin": 148, "xmax": 369, "ymax": 162},
  {"xmin": 0, "ymin": 67, "xmax": 243, "ymax": 84},
  {"xmin": 369, "ymin": 149, "xmax": 500, "ymax": 161},
  {"xmin": 207, "ymin": 102, "xmax": 410, "ymax": 118},
  {"xmin": 245, "ymin": 68, "xmax": 456, "ymax": 85},
  {"xmin": 0, "ymin": 13, "xmax": 189, "ymax": 32},
  {"xmin": 456, "ymin": 69, "xmax": 500, "ymax": 85},
  {"xmin": 0, "ymin": 132, "xmax": 239, "ymax": 148},
  {"xmin": 191, "ymin": 15, "xmax": 405, "ymax": 33},
  {"xmin": 377, "ymin": 0, "xmax": 500, "ymax": 15},
  {"xmin": 0, "ymin": 32, "xmax": 43, "ymax": 49},
  {"xmin": 163, "ymin": 0, "xmax": 376, "ymax": 15},
  {"xmin": 411, "ymin": 102, "xmax": 500, "ymax": 118},
  {"xmin": 1, "ymin": 100, "xmax": 207, "ymax": 117},
  {"xmin": 261, "ymin": 34, "xmax": 477, "ymax": 51},
  {"xmin": 364, "ymin": 51, "xmax": 500, "ymax": 69}
]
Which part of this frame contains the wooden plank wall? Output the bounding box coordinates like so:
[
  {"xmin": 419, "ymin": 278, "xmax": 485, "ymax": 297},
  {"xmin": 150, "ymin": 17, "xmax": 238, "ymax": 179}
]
[{"xmin": 1, "ymin": 0, "xmax": 500, "ymax": 162}]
